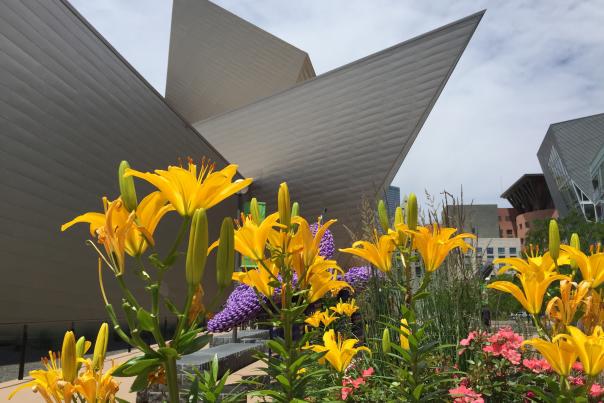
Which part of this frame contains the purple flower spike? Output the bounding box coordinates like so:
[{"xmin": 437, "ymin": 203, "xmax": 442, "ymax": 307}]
[
  {"xmin": 343, "ymin": 266, "xmax": 373, "ymax": 290},
  {"xmin": 207, "ymin": 284, "xmax": 264, "ymax": 333},
  {"xmin": 310, "ymin": 222, "xmax": 335, "ymax": 259}
]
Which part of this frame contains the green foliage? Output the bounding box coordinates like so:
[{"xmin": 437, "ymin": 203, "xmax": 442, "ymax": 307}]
[
  {"xmin": 186, "ymin": 355, "xmax": 231, "ymax": 403},
  {"xmin": 526, "ymin": 210, "xmax": 604, "ymax": 252}
]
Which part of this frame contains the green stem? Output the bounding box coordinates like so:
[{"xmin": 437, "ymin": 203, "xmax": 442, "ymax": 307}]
[
  {"xmin": 173, "ymin": 285, "xmax": 195, "ymax": 340},
  {"xmin": 531, "ymin": 314, "xmax": 549, "ymax": 340},
  {"xmin": 163, "ymin": 217, "xmax": 191, "ymax": 265},
  {"xmin": 164, "ymin": 356, "xmax": 180, "ymax": 403}
]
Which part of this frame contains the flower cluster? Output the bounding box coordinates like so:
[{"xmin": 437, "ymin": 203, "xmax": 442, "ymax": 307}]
[
  {"xmin": 310, "ymin": 222, "xmax": 335, "ymax": 259},
  {"xmin": 448, "ymin": 385, "xmax": 484, "ymax": 403},
  {"xmin": 207, "ymin": 284, "xmax": 264, "ymax": 332},
  {"xmin": 482, "ymin": 327, "xmax": 523, "ymax": 365},
  {"xmin": 341, "ymin": 367, "xmax": 374, "ymax": 400}
]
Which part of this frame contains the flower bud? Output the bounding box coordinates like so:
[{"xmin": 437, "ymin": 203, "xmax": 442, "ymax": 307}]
[
  {"xmin": 549, "ymin": 219, "xmax": 560, "ymax": 261},
  {"xmin": 291, "ymin": 201, "xmax": 300, "ymax": 218},
  {"xmin": 278, "ymin": 182, "xmax": 291, "ymax": 228},
  {"xmin": 75, "ymin": 336, "xmax": 89, "ymax": 372},
  {"xmin": 394, "ymin": 206, "xmax": 404, "ymax": 227},
  {"xmin": 186, "ymin": 208, "xmax": 208, "ymax": 286},
  {"xmin": 216, "ymin": 217, "xmax": 235, "ymax": 290},
  {"xmin": 61, "ymin": 331, "xmax": 77, "ymax": 383},
  {"xmin": 250, "ymin": 198, "xmax": 261, "ymax": 225},
  {"xmin": 406, "ymin": 193, "xmax": 418, "ymax": 231},
  {"xmin": 377, "ymin": 200, "xmax": 390, "ymax": 233},
  {"xmin": 570, "ymin": 233, "xmax": 580, "ymax": 269},
  {"xmin": 118, "ymin": 160, "xmax": 138, "ymax": 212},
  {"xmin": 382, "ymin": 328, "xmax": 391, "ymax": 354},
  {"xmin": 92, "ymin": 323, "xmax": 109, "ymax": 371}
]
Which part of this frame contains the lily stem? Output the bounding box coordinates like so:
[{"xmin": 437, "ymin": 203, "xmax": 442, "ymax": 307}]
[{"xmin": 164, "ymin": 356, "xmax": 180, "ymax": 403}]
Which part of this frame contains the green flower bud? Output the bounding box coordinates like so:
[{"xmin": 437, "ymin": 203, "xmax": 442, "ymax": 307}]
[
  {"xmin": 382, "ymin": 328, "xmax": 391, "ymax": 354},
  {"xmin": 394, "ymin": 206, "xmax": 404, "ymax": 227},
  {"xmin": 250, "ymin": 198, "xmax": 261, "ymax": 225},
  {"xmin": 75, "ymin": 336, "xmax": 88, "ymax": 372},
  {"xmin": 549, "ymin": 219, "xmax": 560, "ymax": 261},
  {"xmin": 118, "ymin": 160, "xmax": 138, "ymax": 212},
  {"xmin": 291, "ymin": 201, "xmax": 300, "ymax": 218},
  {"xmin": 61, "ymin": 331, "xmax": 77, "ymax": 382},
  {"xmin": 186, "ymin": 208, "xmax": 208, "ymax": 286},
  {"xmin": 570, "ymin": 233, "xmax": 580, "ymax": 270},
  {"xmin": 278, "ymin": 182, "xmax": 291, "ymax": 228},
  {"xmin": 92, "ymin": 323, "xmax": 109, "ymax": 372},
  {"xmin": 406, "ymin": 193, "xmax": 418, "ymax": 231},
  {"xmin": 377, "ymin": 200, "xmax": 390, "ymax": 233},
  {"xmin": 216, "ymin": 217, "xmax": 235, "ymax": 290}
]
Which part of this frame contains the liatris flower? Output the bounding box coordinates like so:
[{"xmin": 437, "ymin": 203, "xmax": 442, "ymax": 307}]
[
  {"xmin": 343, "ymin": 266, "xmax": 373, "ymax": 290},
  {"xmin": 207, "ymin": 284, "xmax": 264, "ymax": 332},
  {"xmin": 310, "ymin": 222, "xmax": 335, "ymax": 259}
]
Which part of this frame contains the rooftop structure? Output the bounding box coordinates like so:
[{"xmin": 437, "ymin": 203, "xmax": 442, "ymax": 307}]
[
  {"xmin": 500, "ymin": 174, "xmax": 555, "ymax": 214},
  {"xmin": 537, "ymin": 113, "xmax": 604, "ymax": 221}
]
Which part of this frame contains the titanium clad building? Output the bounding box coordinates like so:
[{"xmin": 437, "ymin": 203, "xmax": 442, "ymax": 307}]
[
  {"xmin": 537, "ymin": 113, "xmax": 604, "ymax": 222},
  {"xmin": 0, "ymin": 0, "xmax": 483, "ymax": 337}
]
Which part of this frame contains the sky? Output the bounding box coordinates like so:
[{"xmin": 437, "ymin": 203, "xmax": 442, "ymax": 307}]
[{"xmin": 70, "ymin": 0, "xmax": 604, "ymax": 207}]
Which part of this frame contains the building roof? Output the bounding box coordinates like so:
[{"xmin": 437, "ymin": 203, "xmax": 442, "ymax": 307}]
[
  {"xmin": 193, "ymin": 11, "xmax": 484, "ymax": 249},
  {"xmin": 166, "ymin": 0, "xmax": 315, "ymax": 123},
  {"xmin": 500, "ymin": 174, "xmax": 555, "ymax": 213},
  {"xmin": 538, "ymin": 113, "xmax": 604, "ymax": 198}
]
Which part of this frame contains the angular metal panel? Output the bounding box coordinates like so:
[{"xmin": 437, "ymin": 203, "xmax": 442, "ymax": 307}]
[
  {"xmin": 0, "ymin": 0, "xmax": 238, "ymax": 325},
  {"xmin": 195, "ymin": 12, "xmax": 484, "ymax": 250},
  {"xmin": 166, "ymin": 0, "xmax": 315, "ymax": 123}
]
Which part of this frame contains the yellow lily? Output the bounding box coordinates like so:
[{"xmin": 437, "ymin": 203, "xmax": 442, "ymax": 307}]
[
  {"xmin": 560, "ymin": 245, "xmax": 604, "ymax": 288},
  {"xmin": 522, "ymin": 337, "xmax": 577, "ymax": 376},
  {"xmin": 62, "ymin": 192, "xmax": 173, "ymax": 271},
  {"xmin": 400, "ymin": 318, "xmax": 411, "ymax": 350},
  {"xmin": 330, "ymin": 299, "xmax": 359, "ymax": 316},
  {"xmin": 340, "ymin": 232, "xmax": 396, "ymax": 272},
  {"xmin": 546, "ymin": 280, "xmax": 590, "ymax": 330},
  {"xmin": 8, "ymin": 351, "xmax": 66, "ymax": 401},
  {"xmin": 304, "ymin": 329, "xmax": 370, "ymax": 373},
  {"xmin": 305, "ymin": 310, "xmax": 338, "ymax": 328},
  {"xmin": 291, "ymin": 216, "xmax": 337, "ymax": 266},
  {"xmin": 405, "ymin": 224, "xmax": 476, "ymax": 272},
  {"xmin": 74, "ymin": 359, "xmax": 120, "ymax": 403},
  {"xmin": 488, "ymin": 274, "xmax": 568, "ymax": 315},
  {"xmin": 558, "ymin": 326, "xmax": 604, "ymax": 377},
  {"xmin": 388, "ymin": 222, "xmax": 409, "ymax": 247},
  {"xmin": 233, "ymin": 213, "xmax": 282, "ymax": 261},
  {"xmin": 125, "ymin": 159, "xmax": 252, "ymax": 217},
  {"xmin": 232, "ymin": 263, "xmax": 279, "ymax": 298}
]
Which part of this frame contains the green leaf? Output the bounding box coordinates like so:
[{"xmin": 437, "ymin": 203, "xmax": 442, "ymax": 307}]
[
  {"xmin": 266, "ymin": 340, "xmax": 289, "ymax": 357},
  {"xmin": 180, "ymin": 334, "xmax": 212, "ymax": 355},
  {"xmin": 157, "ymin": 346, "xmax": 179, "ymax": 359},
  {"xmin": 123, "ymin": 358, "xmax": 162, "ymax": 376},
  {"xmin": 136, "ymin": 308, "xmax": 155, "ymax": 332},
  {"xmin": 130, "ymin": 368, "xmax": 155, "ymax": 392}
]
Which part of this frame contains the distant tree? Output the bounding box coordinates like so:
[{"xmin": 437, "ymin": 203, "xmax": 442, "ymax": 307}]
[{"xmin": 525, "ymin": 210, "xmax": 604, "ymax": 253}]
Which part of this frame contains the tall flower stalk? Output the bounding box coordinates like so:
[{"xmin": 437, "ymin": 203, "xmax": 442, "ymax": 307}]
[{"xmin": 61, "ymin": 159, "xmax": 249, "ymax": 401}]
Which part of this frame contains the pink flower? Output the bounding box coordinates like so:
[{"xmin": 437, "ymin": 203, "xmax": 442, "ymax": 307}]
[
  {"xmin": 522, "ymin": 358, "xmax": 551, "ymax": 373},
  {"xmin": 449, "ymin": 385, "xmax": 484, "ymax": 403},
  {"xmin": 351, "ymin": 377, "xmax": 366, "ymax": 388},
  {"xmin": 590, "ymin": 383, "xmax": 604, "ymax": 398},
  {"xmin": 569, "ymin": 376, "xmax": 585, "ymax": 386},
  {"xmin": 362, "ymin": 367, "xmax": 374, "ymax": 378},
  {"xmin": 460, "ymin": 331, "xmax": 478, "ymax": 346},
  {"xmin": 341, "ymin": 387, "xmax": 353, "ymax": 400},
  {"xmin": 483, "ymin": 328, "xmax": 524, "ymax": 365},
  {"xmin": 572, "ymin": 361, "xmax": 584, "ymax": 372}
]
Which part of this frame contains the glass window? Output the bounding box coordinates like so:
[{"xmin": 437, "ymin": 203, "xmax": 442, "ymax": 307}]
[
  {"xmin": 477, "ymin": 247, "xmax": 483, "ymax": 254},
  {"xmin": 487, "ymin": 247, "xmax": 493, "ymax": 254},
  {"xmin": 498, "ymin": 247, "xmax": 505, "ymax": 255},
  {"xmin": 519, "ymin": 223, "xmax": 523, "ymax": 229},
  {"xmin": 507, "ymin": 229, "xmax": 513, "ymax": 236},
  {"xmin": 510, "ymin": 247, "xmax": 517, "ymax": 256}
]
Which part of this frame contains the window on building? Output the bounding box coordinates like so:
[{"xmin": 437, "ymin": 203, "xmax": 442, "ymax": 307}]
[
  {"xmin": 487, "ymin": 247, "xmax": 493, "ymax": 255},
  {"xmin": 477, "ymin": 247, "xmax": 483, "ymax": 254},
  {"xmin": 505, "ymin": 216, "xmax": 511, "ymax": 221},
  {"xmin": 519, "ymin": 223, "xmax": 523, "ymax": 229},
  {"xmin": 510, "ymin": 247, "xmax": 517, "ymax": 256},
  {"xmin": 498, "ymin": 247, "xmax": 505, "ymax": 255},
  {"xmin": 506, "ymin": 229, "xmax": 513, "ymax": 236}
]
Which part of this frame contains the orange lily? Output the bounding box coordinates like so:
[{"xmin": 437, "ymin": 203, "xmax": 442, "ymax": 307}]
[{"xmin": 546, "ymin": 280, "xmax": 590, "ymax": 330}]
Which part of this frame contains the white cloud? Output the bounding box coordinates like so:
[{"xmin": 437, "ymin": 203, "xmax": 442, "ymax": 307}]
[{"xmin": 70, "ymin": 0, "xmax": 604, "ymax": 207}]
